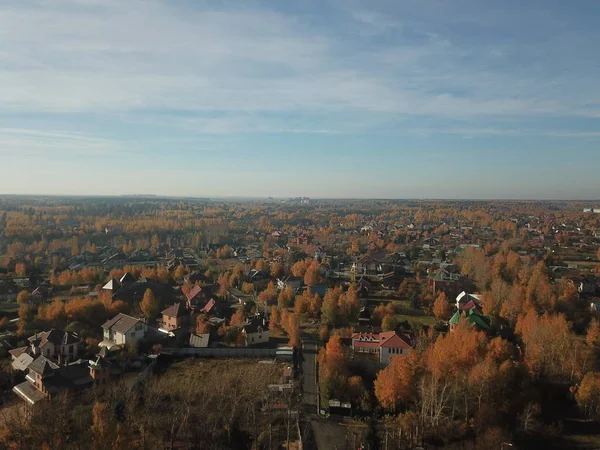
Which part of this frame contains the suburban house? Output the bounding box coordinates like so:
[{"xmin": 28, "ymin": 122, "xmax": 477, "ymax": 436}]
[
  {"xmin": 185, "ymin": 285, "xmax": 213, "ymax": 311},
  {"xmin": 241, "ymin": 315, "xmax": 270, "ymax": 346},
  {"xmin": 449, "ymin": 308, "xmax": 491, "ymax": 332},
  {"xmin": 455, "ymin": 291, "xmax": 483, "ymax": 310},
  {"xmin": 160, "ymin": 301, "xmax": 189, "ymax": 331},
  {"xmin": 296, "ymin": 234, "xmax": 310, "ymax": 246},
  {"xmin": 352, "ymin": 255, "xmax": 383, "ymax": 275},
  {"xmin": 102, "ymin": 278, "xmax": 121, "ymax": 294},
  {"xmin": 9, "ymin": 329, "xmax": 81, "ymax": 366},
  {"xmin": 189, "ymin": 333, "xmax": 210, "ymax": 348},
  {"xmin": 102, "ymin": 313, "xmax": 147, "ymax": 348},
  {"xmin": 276, "ymin": 276, "xmax": 304, "ymax": 294},
  {"xmin": 200, "ymin": 298, "xmax": 218, "ymax": 315},
  {"xmin": 13, "ymin": 349, "xmax": 112, "ymax": 405},
  {"xmin": 428, "ymin": 269, "xmax": 466, "ymax": 297},
  {"xmin": 351, "ymin": 331, "xmax": 412, "ymax": 364}
]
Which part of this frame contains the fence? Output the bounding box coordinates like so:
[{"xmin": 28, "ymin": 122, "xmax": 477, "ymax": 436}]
[{"xmin": 164, "ymin": 347, "xmax": 278, "ymax": 358}]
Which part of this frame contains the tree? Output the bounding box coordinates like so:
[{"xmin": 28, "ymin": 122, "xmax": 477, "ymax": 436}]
[
  {"xmin": 587, "ymin": 319, "xmax": 600, "ymax": 348},
  {"xmin": 258, "ymin": 281, "xmax": 278, "ymax": 306},
  {"xmin": 287, "ymin": 314, "xmax": 301, "ymax": 348},
  {"xmin": 382, "ymin": 315, "xmax": 398, "ymax": 332},
  {"xmin": 304, "ymin": 261, "xmax": 321, "ymax": 286},
  {"xmin": 269, "ymin": 306, "xmax": 281, "ymax": 330},
  {"xmin": 277, "ymin": 286, "xmax": 294, "ymax": 309},
  {"xmin": 241, "ymin": 282, "xmax": 255, "ymax": 295},
  {"xmin": 174, "ymin": 264, "xmax": 187, "ymax": 281},
  {"xmin": 151, "ymin": 234, "xmax": 160, "ymax": 248},
  {"xmin": 270, "ymin": 262, "xmax": 284, "ymax": 279},
  {"xmin": 577, "ymin": 372, "xmax": 600, "ymax": 419},
  {"xmin": 17, "ymin": 290, "xmax": 32, "ymax": 305},
  {"xmin": 433, "ymin": 292, "xmax": 452, "ymax": 320},
  {"xmin": 140, "ymin": 289, "xmax": 159, "ymax": 322},
  {"xmin": 230, "ymin": 309, "xmax": 246, "ymax": 327},
  {"xmin": 18, "ymin": 303, "xmax": 34, "ymax": 335},
  {"xmin": 15, "ymin": 263, "xmax": 27, "ymax": 276},
  {"xmin": 217, "ymin": 272, "xmax": 231, "ymax": 297}
]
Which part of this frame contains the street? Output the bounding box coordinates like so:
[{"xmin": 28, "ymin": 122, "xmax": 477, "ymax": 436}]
[{"xmin": 301, "ymin": 336, "xmax": 349, "ymax": 450}]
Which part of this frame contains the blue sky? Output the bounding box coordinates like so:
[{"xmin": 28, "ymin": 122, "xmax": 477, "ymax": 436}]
[{"xmin": 1, "ymin": 0, "xmax": 599, "ymax": 199}]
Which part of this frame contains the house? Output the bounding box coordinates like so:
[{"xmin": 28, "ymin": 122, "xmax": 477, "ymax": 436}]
[
  {"xmin": 189, "ymin": 333, "xmax": 210, "ymax": 348},
  {"xmin": 102, "ymin": 278, "xmax": 121, "ymax": 293},
  {"xmin": 160, "ymin": 301, "xmax": 189, "ymax": 331},
  {"xmin": 428, "ymin": 269, "xmax": 466, "ymax": 297},
  {"xmin": 351, "ymin": 331, "xmax": 412, "ymax": 364},
  {"xmin": 248, "ymin": 269, "xmax": 269, "ymax": 282},
  {"xmin": 241, "ymin": 315, "xmax": 270, "ymax": 346},
  {"xmin": 101, "ymin": 313, "xmax": 147, "ymax": 348},
  {"xmin": 119, "ymin": 272, "xmax": 136, "ymax": 285},
  {"xmin": 358, "ymin": 307, "xmax": 371, "ymax": 324},
  {"xmin": 185, "ymin": 285, "xmax": 213, "ymax": 311},
  {"xmin": 22, "ymin": 329, "xmax": 80, "ymax": 364},
  {"xmin": 112, "ymin": 277, "xmax": 174, "ymax": 303},
  {"xmin": 455, "ymin": 291, "xmax": 483, "ymax": 311},
  {"xmin": 13, "ymin": 350, "xmax": 112, "ymax": 405},
  {"xmin": 449, "ymin": 309, "xmax": 491, "ymax": 332},
  {"xmin": 352, "ymin": 255, "xmax": 382, "ymax": 275},
  {"xmin": 296, "ymin": 234, "xmax": 310, "ymax": 246},
  {"xmin": 277, "ymin": 276, "xmax": 304, "ymax": 294},
  {"xmin": 31, "ymin": 282, "xmax": 50, "ymax": 301},
  {"xmin": 579, "ymin": 278, "xmax": 598, "ymax": 295},
  {"xmin": 200, "ymin": 298, "xmax": 218, "ymax": 315}
]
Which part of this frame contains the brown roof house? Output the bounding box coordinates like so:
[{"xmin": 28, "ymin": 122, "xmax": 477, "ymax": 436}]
[
  {"xmin": 351, "ymin": 331, "xmax": 412, "ymax": 365},
  {"xmin": 101, "ymin": 313, "xmax": 148, "ymax": 349},
  {"xmin": 9, "ymin": 329, "xmax": 81, "ymax": 366},
  {"xmin": 160, "ymin": 301, "xmax": 189, "ymax": 332},
  {"xmin": 13, "ymin": 349, "xmax": 112, "ymax": 405}
]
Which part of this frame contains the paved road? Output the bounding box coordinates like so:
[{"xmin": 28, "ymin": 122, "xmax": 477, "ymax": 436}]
[
  {"xmin": 301, "ymin": 337, "xmax": 350, "ymax": 449},
  {"xmin": 302, "ymin": 339, "xmax": 318, "ymax": 410}
]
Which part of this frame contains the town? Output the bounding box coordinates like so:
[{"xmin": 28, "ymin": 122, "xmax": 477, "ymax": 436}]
[{"xmin": 0, "ymin": 196, "xmax": 598, "ymax": 449}]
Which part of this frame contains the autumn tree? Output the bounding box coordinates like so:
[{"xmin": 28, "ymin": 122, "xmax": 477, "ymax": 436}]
[
  {"xmin": 173, "ymin": 264, "xmax": 187, "ymax": 281},
  {"xmin": 141, "ymin": 289, "xmax": 160, "ymax": 322},
  {"xmin": 375, "ymin": 350, "xmax": 421, "ymax": 411},
  {"xmin": 241, "ymin": 282, "xmax": 255, "ymax": 295},
  {"xmin": 286, "ymin": 314, "xmax": 301, "ymax": 348},
  {"xmin": 17, "ymin": 290, "xmax": 32, "ymax": 305},
  {"xmin": 277, "ymin": 286, "xmax": 294, "ymax": 309},
  {"xmin": 317, "ymin": 335, "xmax": 347, "ymax": 404},
  {"xmin": 269, "ymin": 306, "xmax": 281, "ymax": 330},
  {"xmin": 15, "ymin": 262, "xmax": 27, "ymax": 276},
  {"xmin": 230, "ymin": 309, "xmax": 246, "ymax": 327},
  {"xmin": 587, "ymin": 319, "xmax": 600, "ymax": 348},
  {"xmin": 321, "ymin": 288, "xmax": 340, "ymax": 326},
  {"xmin": 258, "ymin": 281, "xmax": 278, "ymax": 306},
  {"xmin": 433, "ymin": 292, "xmax": 452, "ymax": 320},
  {"xmin": 270, "ymin": 262, "xmax": 284, "ymax": 279},
  {"xmin": 304, "ymin": 261, "xmax": 321, "ymax": 286},
  {"xmin": 18, "ymin": 303, "xmax": 34, "ymax": 335},
  {"xmin": 577, "ymin": 372, "xmax": 600, "ymax": 419}
]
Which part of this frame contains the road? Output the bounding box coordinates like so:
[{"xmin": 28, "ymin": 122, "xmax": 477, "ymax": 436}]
[
  {"xmin": 301, "ymin": 339, "xmax": 318, "ymax": 410},
  {"xmin": 301, "ymin": 336, "xmax": 349, "ymax": 450}
]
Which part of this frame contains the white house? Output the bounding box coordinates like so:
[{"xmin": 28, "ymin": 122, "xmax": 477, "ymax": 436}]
[
  {"xmin": 241, "ymin": 316, "xmax": 270, "ymax": 346},
  {"xmin": 27, "ymin": 329, "xmax": 80, "ymax": 363},
  {"xmin": 101, "ymin": 313, "xmax": 147, "ymax": 348}
]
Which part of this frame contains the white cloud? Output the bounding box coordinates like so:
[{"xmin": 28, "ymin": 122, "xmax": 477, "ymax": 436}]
[
  {"xmin": 0, "ymin": 0, "xmax": 598, "ymax": 135},
  {"xmin": 0, "ymin": 127, "xmax": 131, "ymax": 157}
]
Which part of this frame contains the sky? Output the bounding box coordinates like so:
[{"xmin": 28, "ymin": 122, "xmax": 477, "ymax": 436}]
[{"xmin": 1, "ymin": 0, "xmax": 599, "ymax": 199}]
